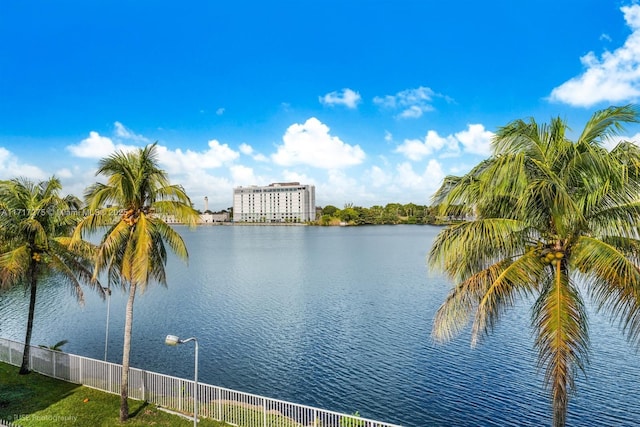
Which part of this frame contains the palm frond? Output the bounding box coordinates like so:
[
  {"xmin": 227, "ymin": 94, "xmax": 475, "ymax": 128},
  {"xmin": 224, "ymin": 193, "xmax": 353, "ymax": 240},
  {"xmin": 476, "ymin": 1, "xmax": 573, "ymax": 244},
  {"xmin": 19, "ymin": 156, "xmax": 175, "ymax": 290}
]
[
  {"xmin": 587, "ymin": 202, "xmax": 640, "ymax": 239},
  {"xmin": 471, "ymin": 252, "xmax": 544, "ymax": 346},
  {"xmin": 0, "ymin": 245, "xmax": 30, "ymax": 289},
  {"xmin": 131, "ymin": 213, "xmax": 153, "ymax": 289},
  {"xmin": 150, "ymin": 218, "xmax": 189, "ymax": 260},
  {"xmin": 152, "ymin": 200, "xmax": 199, "ymax": 226},
  {"xmin": 95, "ymin": 220, "xmax": 132, "ymax": 282},
  {"xmin": 429, "ymin": 218, "xmax": 527, "ymax": 281},
  {"xmin": 573, "ymin": 236, "xmax": 640, "ymax": 346},
  {"xmin": 577, "ymin": 105, "xmax": 640, "ymax": 147}
]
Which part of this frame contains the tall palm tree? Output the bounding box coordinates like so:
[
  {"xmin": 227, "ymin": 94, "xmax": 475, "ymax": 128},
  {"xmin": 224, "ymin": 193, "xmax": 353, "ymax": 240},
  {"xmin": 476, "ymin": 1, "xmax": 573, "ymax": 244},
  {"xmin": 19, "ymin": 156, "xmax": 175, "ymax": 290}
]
[
  {"xmin": 429, "ymin": 105, "xmax": 640, "ymax": 427},
  {"xmin": 0, "ymin": 177, "xmax": 102, "ymax": 374},
  {"xmin": 72, "ymin": 143, "xmax": 199, "ymax": 422}
]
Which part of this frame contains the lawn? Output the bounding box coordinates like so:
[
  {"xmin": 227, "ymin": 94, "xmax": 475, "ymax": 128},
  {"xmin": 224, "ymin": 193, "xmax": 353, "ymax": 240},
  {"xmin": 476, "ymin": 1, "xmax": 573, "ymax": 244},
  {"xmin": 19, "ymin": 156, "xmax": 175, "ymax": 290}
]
[{"xmin": 0, "ymin": 362, "xmax": 227, "ymax": 426}]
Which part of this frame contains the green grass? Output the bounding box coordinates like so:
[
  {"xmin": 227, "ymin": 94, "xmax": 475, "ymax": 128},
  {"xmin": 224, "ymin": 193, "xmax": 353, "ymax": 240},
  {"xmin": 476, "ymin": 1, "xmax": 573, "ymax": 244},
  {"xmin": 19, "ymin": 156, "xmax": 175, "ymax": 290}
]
[{"xmin": 0, "ymin": 362, "xmax": 227, "ymax": 426}]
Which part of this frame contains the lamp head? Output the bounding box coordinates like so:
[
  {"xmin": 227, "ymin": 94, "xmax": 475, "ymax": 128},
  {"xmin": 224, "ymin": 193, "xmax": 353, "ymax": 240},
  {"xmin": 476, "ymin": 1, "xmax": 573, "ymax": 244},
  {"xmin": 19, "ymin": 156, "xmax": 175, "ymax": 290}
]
[{"xmin": 165, "ymin": 335, "xmax": 180, "ymax": 346}]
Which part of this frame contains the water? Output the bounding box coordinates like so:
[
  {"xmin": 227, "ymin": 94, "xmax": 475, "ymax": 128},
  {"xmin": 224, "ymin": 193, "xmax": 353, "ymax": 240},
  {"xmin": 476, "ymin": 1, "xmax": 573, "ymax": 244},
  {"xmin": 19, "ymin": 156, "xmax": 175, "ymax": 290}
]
[{"xmin": 1, "ymin": 225, "xmax": 639, "ymax": 426}]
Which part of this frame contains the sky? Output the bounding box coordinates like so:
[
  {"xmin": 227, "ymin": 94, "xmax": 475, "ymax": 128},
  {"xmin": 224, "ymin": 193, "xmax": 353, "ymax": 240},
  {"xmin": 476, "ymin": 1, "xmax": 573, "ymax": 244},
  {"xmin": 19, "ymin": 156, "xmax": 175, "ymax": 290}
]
[{"xmin": 2, "ymin": 1, "xmax": 640, "ymax": 211}]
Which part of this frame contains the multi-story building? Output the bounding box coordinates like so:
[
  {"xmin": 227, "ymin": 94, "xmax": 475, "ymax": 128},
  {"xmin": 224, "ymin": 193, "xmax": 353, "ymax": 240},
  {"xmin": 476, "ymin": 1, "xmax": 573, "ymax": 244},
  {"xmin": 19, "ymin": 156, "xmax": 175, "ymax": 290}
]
[{"xmin": 232, "ymin": 182, "xmax": 316, "ymax": 223}]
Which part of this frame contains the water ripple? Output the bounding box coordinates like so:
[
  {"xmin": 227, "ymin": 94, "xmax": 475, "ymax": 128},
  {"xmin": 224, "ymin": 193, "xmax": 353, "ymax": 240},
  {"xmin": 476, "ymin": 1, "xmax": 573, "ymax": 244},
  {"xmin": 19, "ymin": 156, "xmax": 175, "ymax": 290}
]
[{"xmin": 1, "ymin": 225, "xmax": 640, "ymax": 426}]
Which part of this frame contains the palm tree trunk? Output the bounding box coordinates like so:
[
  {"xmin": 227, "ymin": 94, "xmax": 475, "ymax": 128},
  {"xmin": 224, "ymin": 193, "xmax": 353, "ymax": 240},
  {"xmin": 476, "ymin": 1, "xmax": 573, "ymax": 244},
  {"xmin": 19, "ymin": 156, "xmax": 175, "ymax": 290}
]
[
  {"xmin": 119, "ymin": 282, "xmax": 136, "ymax": 422},
  {"xmin": 19, "ymin": 266, "xmax": 38, "ymax": 375}
]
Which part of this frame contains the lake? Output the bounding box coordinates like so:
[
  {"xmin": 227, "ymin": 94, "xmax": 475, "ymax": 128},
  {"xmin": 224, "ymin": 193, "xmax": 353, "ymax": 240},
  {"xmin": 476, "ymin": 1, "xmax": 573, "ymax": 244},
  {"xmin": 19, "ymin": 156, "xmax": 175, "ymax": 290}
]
[{"xmin": 1, "ymin": 225, "xmax": 639, "ymax": 426}]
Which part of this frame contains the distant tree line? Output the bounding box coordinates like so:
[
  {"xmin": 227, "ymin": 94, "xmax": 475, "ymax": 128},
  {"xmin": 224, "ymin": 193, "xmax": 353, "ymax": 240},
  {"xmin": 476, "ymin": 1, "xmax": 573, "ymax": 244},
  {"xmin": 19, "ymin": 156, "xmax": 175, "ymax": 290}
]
[{"xmin": 315, "ymin": 202, "xmax": 448, "ymax": 226}]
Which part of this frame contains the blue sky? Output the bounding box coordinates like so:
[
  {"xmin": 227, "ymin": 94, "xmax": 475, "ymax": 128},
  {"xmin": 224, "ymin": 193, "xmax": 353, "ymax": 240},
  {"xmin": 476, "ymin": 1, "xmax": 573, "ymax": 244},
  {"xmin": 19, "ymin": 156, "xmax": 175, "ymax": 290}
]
[{"xmin": 1, "ymin": 1, "xmax": 640, "ymax": 210}]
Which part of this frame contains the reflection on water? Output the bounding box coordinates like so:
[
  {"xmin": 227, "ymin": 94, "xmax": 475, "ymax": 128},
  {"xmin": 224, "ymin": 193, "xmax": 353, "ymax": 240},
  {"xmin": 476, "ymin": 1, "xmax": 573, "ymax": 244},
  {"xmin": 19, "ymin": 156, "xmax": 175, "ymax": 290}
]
[{"xmin": 1, "ymin": 225, "xmax": 639, "ymax": 426}]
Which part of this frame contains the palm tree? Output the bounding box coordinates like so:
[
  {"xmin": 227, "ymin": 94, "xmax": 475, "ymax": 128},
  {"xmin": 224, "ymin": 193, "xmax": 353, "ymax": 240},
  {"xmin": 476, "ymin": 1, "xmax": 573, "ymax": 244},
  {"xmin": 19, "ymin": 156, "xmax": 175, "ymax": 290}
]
[
  {"xmin": 72, "ymin": 142, "xmax": 199, "ymax": 422},
  {"xmin": 429, "ymin": 105, "xmax": 640, "ymax": 427},
  {"xmin": 0, "ymin": 177, "xmax": 102, "ymax": 374}
]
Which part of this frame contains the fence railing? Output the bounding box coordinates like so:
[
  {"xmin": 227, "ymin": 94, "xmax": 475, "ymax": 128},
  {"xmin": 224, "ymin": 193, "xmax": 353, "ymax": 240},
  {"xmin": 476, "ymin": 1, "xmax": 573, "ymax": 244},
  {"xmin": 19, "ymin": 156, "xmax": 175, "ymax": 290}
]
[{"xmin": 0, "ymin": 338, "xmax": 402, "ymax": 427}]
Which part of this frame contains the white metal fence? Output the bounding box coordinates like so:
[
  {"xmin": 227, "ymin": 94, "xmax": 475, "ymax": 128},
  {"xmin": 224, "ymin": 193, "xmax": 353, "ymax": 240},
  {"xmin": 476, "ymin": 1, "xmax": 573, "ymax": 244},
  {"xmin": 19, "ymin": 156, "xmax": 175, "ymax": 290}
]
[{"xmin": 0, "ymin": 338, "xmax": 402, "ymax": 427}]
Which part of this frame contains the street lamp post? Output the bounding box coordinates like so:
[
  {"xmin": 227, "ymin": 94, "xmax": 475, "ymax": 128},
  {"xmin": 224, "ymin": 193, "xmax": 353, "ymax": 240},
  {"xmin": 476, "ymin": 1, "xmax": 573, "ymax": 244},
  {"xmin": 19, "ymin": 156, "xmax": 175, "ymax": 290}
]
[{"xmin": 165, "ymin": 334, "xmax": 198, "ymax": 426}]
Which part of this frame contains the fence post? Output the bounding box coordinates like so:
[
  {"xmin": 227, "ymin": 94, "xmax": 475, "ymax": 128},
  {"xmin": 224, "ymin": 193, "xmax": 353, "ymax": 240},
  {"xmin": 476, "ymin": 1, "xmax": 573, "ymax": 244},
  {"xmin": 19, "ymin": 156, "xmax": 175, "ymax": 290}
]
[
  {"xmin": 79, "ymin": 356, "xmax": 83, "ymax": 384},
  {"xmin": 141, "ymin": 370, "xmax": 146, "ymax": 401},
  {"xmin": 53, "ymin": 351, "xmax": 56, "ymax": 378},
  {"xmin": 263, "ymin": 397, "xmax": 267, "ymax": 427}
]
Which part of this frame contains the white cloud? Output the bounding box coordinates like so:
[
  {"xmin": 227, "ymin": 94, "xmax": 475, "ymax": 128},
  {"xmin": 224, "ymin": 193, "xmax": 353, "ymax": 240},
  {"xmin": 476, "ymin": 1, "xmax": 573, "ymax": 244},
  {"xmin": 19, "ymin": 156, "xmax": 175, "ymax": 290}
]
[
  {"xmin": 311, "ymin": 159, "xmax": 447, "ymax": 206},
  {"xmin": 68, "ymin": 128, "xmax": 242, "ymax": 209},
  {"xmin": 395, "ymin": 160, "xmax": 445, "ymax": 193},
  {"xmin": 373, "ymin": 95, "xmax": 397, "ymax": 108},
  {"xmin": 424, "ymin": 160, "xmax": 446, "ymax": 191},
  {"xmin": 399, "ymin": 105, "xmax": 425, "ymax": 119},
  {"xmin": 114, "ymin": 121, "xmax": 149, "ymax": 142},
  {"xmin": 281, "ymin": 170, "xmax": 314, "ymax": 185},
  {"xmin": 549, "ymin": 4, "xmax": 640, "ymax": 107},
  {"xmin": 628, "ymin": 132, "xmax": 640, "ymax": 147},
  {"xmin": 175, "ymin": 170, "xmax": 234, "ymax": 208},
  {"xmin": 272, "ymin": 117, "xmax": 366, "ymax": 168},
  {"xmin": 368, "ymin": 165, "xmax": 392, "ymax": 188},
  {"xmin": 321, "ymin": 169, "xmax": 364, "ymax": 204},
  {"xmin": 239, "ymin": 143, "xmax": 268, "ymax": 162},
  {"xmin": 29, "ymin": 119, "xmax": 483, "ymax": 210},
  {"xmin": 68, "ymin": 123, "xmax": 146, "ymax": 159},
  {"xmin": 67, "ymin": 132, "xmax": 136, "ymax": 158},
  {"xmin": 0, "ymin": 147, "xmax": 46, "ymax": 180},
  {"xmin": 319, "ymin": 88, "xmax": 361, "ymax": 109},
  {"xmin": 57, "ymin": 166, "xmax": 93, "ymax": 199},
  {"xmin": 216, "ymin": 108, "xmax": 225, "ymax": 115},
  {"xmin": 395, "ymin": 136, "xmax": 437, "ymax": 161},
  {"xmin": 602, "ymin": 131, "xmax": 640, "ymax": 150},
  {"xmin": 396, "ymin": 125, "xmax": 491, "ymax": 160},
  {"xmin": 454, "ymin": 124, "xmax": 493, "ymax": 156},
  {"xmin": 156, "ymin": 140, "xmax": 239, "ymax": 173},
  {"xmin": 68, "ymin": 132, "xmax": 114, "ymax": 158},
  {"xmin": 373, "ymin": 86, "xmax": 441, "ymax": 119},
  {"xmin": 230, "ymin": 165, "xmax": 259, "ymax": 185},
  {"xmin": 153, "ymin": 142, "xmax": 239, "ymax": 208},
  {"xmin": 427, "ymin": 130, "xmax": 459, "ymax": 154},
  {"xmin": 55, "ymin": 168, "xmax": 73, "ymax": 179},
  {"xmin": 239, "ymin": 143, "xmax": 253, "ymax": 155},
  {"xmin": 395, "ymin": 162, "xmax": 424, "ymax": 190}
]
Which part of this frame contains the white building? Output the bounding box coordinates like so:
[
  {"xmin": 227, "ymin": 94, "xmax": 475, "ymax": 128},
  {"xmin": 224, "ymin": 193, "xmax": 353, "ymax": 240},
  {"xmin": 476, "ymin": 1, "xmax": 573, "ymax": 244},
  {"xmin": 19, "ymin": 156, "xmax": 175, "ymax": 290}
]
[
  {"xmin": 233, "ymin": 182, "xmax": 316, "ymax": 223},
  {"xmin": 200, "ymin": 211, "xmax": 230, "ymax": 223}
]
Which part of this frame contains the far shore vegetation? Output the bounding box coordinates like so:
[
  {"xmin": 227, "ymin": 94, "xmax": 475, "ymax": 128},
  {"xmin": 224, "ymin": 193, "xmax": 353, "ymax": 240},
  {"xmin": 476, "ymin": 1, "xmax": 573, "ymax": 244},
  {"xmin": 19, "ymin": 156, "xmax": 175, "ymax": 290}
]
[
  {"xmin": 200, "ymin": 203, "xmax": 452, "ymax": 226},
  {"xmin": 314, "ymin": 203, "xmax": 444, "ymax": 226}
]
